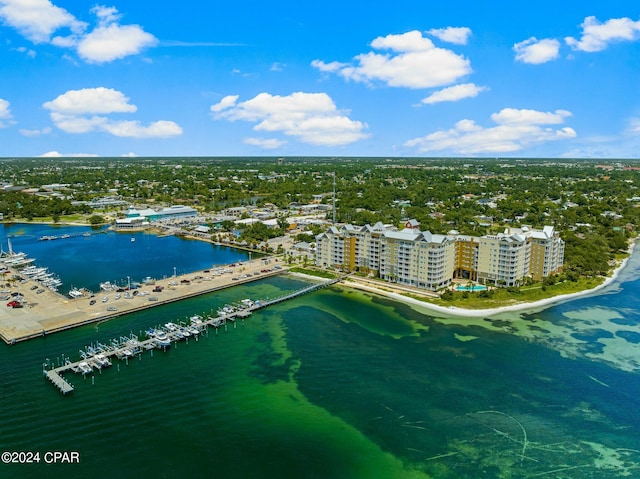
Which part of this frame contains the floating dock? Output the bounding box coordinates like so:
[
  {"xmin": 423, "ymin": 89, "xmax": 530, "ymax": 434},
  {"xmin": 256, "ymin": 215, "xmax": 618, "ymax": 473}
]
[{"xmin": 43, "ymin": 276, "xmax": 344, "ymax": 395}]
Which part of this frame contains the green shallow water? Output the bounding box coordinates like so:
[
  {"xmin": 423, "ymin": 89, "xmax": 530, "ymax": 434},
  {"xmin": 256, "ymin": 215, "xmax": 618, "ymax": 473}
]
[{"xmin": 2, "ymin": 234, "xmax": 640, "ymax": 478}]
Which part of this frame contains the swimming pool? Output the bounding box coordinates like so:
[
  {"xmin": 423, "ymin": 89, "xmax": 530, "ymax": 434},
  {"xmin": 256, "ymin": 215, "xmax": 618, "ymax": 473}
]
[{"xmin": 455, "ymin": 284, "xmax": 487, "ymax": 292}]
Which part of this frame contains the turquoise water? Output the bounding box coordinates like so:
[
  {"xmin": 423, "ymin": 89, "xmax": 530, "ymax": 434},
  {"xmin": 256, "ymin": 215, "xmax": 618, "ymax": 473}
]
[
  {"xmin": 2, "ymin": 224, "xmax": 640, "ymax": 478},
  {"xmin": 454, "ymin": 284, "xmax": 487, "ymax": 291}
]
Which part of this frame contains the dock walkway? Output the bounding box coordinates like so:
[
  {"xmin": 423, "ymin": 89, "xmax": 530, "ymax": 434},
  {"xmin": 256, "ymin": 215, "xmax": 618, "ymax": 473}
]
[{"xmin": 42, "ymin": 276, "xmax": 344, "ymax": 395}]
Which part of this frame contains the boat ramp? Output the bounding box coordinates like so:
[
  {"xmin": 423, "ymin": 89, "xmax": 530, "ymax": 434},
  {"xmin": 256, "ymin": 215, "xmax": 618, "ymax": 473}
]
[{"xmin": 43, "ymin": 275, "xmax": 345, "ymax": 395}]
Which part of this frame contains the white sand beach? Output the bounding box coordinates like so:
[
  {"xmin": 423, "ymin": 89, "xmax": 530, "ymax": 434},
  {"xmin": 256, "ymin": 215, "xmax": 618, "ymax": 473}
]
[{"xmin": 340, "ymin": 241, "xmax": 637, "ymax": 318}]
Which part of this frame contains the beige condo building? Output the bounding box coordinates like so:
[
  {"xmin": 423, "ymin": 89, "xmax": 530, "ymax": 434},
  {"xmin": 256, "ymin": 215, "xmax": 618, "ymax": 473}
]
[{"xmin": 315, "ymin": 221, "xmax": 564, "ymax": 291}]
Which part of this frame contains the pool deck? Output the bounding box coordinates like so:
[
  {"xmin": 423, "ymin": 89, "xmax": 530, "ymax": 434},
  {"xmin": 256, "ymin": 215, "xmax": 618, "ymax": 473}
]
[{"xmin": 0, "ymin": 259, "xmax": 285, "ymax": 345}]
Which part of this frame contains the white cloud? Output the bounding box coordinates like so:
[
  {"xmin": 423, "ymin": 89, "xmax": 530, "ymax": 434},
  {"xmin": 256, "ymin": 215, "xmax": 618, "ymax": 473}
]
[
  {"xmin": 244, "ymin": 137, "xmax": 287, "ymax": 149},
  {"xmin": 43, "ymin": 87, "xmax": 137, "ymax": 115},
  {"xmin": 47, "ymin": 112, "xmax": 107, "ymax": 133},
  {"xmin": 210, "ymin": 95, "xmax": 239, "ymax": 113},
  {"xmin": 92, "ymin": 5, "xmax": 120, "ymax": 23},
  {"xmin": 419, "ymin": 83, "xmax": 487, "ymax": 105},
  {"xmin": 15, "ymin": 46, "xmax": 36, "ymax": 57},
  {"xmin": 426, "ymin": 27, "xmax": 472, "ymax": 45},
  {"xmin": 560, "ymin": 123, "xmax": 640, "ymax": 159},
  {"xmin": 211, "ymin": 91, "xmax": 369, "ymax": 146},
  {"xmin": 514, "ymin": 37, "xmax": 560, "ymax": 64},
  {"xmin": 40, "ymin": 151, "xmax": 99, "ymax": 157},
  {"xmin": 0, "ymin": 0, "xmax": 86, "ymax": 43},
  {"xmin": 0, "ymin": 2, "xmax": 155, "ymax": 62},
  {"xmin": 76, "ymin": 6, "xmax": 157, "ymax": 63},
  {"xmin": 0, "ymin": 98, "xmax": 14, "ymax": 127},
  {"xmin": 43, "ymin": 87, "xmax": 182, "ymax": 138},
  {"xmin": 311, "ymin": 30, "xmax": 471, "ymax": 89},
  {"xmin": 405, "ymin": 107, "xmax": 576, "ymax": 155},
  {"xmin": 490, "ymin": 108, "xmax": 572, "ymax": 125},
  {"xmin": 566, "ymin": 16, "xmax": 640, "ymax": 52},
  {"xmin": 0, "ymin": 98, "xmax": 11, "ymax": 117},
  {"xmin": 270, "ymin": 62, "xmax": 285, "ymax": 72},
  {"xmin": 121, "ymin": 152, "xmax": 138, "ymax": 157},
  {"xmin": 101, "ymin": 120, "xmax": 182, "ymax": 138},
  {"xmin": 19, "ymin": 127, "xmax": 52, "ymax": 137},
  {"xmin": 311, "ymin": 60, "xmax": 348, "ymax": 73}
]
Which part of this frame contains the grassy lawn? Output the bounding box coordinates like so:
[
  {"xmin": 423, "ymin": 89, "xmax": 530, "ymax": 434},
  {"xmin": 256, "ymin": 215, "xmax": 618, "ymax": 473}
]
[
  {"xmin": 6, "ymin": 213, "xmax": 109, "ymax": 225},
  {"xmin": 411, "ymin": 276, "xmax": 606, "ymax": 310},
  {"xmin": 289, "ymin": 267, "xmax": 338, "ymax": 279}
]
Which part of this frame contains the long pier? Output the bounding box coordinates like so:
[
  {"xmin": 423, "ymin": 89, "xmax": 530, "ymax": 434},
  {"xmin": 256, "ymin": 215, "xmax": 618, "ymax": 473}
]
[{"xmin": 43, "ymin": 276, "xmax": 345, "ymax": 395}]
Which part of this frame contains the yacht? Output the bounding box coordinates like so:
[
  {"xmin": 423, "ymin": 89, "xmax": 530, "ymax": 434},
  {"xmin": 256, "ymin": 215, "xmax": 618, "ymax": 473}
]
[
  {"xmin": 68, "ymin": 288, "xmax": 84, "ymax": 299},
  {"xmin": 152, "ymin": 330, "xmax": 171, "ymax": 348},
  {"xmin": 93, "ymin": 354, "xmax": 112, "ymax": 368},
  {"xmin": 100, "ymin": 281, "xmax": 117, "ymax": 292},
  {"xmin": 187, "ymin": 325, "xmax": 200, "ymax": 336},
  {"xmin": 77, "ymin": 361, "xmax": 92, "ymax": 375},
  {"xmin": 164, "ymin": 322, "xmax": 178, "ymax": 332}
]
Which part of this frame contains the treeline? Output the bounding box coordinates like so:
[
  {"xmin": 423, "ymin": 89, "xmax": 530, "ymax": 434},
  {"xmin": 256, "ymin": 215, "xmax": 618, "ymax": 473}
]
[
  {"xmin": 0, "ymin": 191, "xmax": 91, "ymax": 221},
  {"xmin": 1, "ymin": 157, "xmax": 639, "ymax": 279}
]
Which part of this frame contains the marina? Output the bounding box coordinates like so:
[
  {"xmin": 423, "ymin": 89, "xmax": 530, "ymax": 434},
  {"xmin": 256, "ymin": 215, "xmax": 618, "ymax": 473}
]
[
  {"xmin": 0, "ymin": 257, "xmax": 290, "ymax": 344},
  {"xmin": 38, "ymin": 230, "xmax": 106, "ymax": 241},
  {"xmin": 42, "ymin": 277, "xmax": 343, "ymax": 395}
]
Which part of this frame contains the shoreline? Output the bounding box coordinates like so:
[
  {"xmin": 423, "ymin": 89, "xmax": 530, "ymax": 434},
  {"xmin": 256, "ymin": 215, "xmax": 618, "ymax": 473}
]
[
  {"xmin": 340, "ymin": 241, "xmax": 636, "ymax": 318},
  {"xmin": 4, "ymin": 220, "xmax": 635, "ymax": 319}
]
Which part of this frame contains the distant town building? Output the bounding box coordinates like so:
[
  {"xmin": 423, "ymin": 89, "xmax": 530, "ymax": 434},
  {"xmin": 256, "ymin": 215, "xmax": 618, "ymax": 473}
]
[
  {"xmin": 125, "ymin": 205, "xmax": 197, "ymax": 222},
  {"xmin": 113, "ymin": 216, "xmax": 149, "ymax": 230},
  {"xmin": 316, "ymin": 221, "xmax": 564, "ymax": 290}
]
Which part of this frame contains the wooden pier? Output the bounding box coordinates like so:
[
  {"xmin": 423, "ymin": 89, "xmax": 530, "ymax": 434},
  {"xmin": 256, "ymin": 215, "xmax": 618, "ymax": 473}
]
[
  {"xmin": 44, "ymin": 369, "xmax": 74, "ymax": 395},
  {"xmin": 43, "ymin": 276, "xmax": 345, "ymax": 395}
]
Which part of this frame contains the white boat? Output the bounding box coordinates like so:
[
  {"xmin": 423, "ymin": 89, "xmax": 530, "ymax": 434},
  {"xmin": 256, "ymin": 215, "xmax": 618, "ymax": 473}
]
[
  {"xmin": 68, "ymin": 288, "xmax": 84, "ymax": 299},
  {"xmin": 187, "ymin": 326, "xmax": 200, "ymax": 336},
  {"xmin": 152, "ymin": 330, "xmax": 171, "ymax": 347},
  {"xmin": 100, "ymin": 281, "xmax": 117, "ymax": 292},
  {"xmin": 164, "ymin": 322, "xmax": 178, "ymax": 332},
  {"xmin": 77, "ymin": 361, "xmax": 92, "ymax": 375},
  {"xmin": 118, "ymin": 348, "xmax": 133, "ymax": 359},
  {"xmin": 240, "ymin": 298, "xmax": 255, "ymax": 308},
  {"xmin": 93, "ymin": 354, "xmax": 111, "ymax": 368},
  {"xmin": 20, "ymin": 266, "xmax": 48, "ymax": 276}
]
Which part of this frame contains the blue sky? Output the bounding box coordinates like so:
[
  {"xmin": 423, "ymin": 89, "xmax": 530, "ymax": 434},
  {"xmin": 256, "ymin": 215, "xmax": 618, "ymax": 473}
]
[{"xmin": 0, "ymin": 0, "xmax": 639, "ymax": 158}]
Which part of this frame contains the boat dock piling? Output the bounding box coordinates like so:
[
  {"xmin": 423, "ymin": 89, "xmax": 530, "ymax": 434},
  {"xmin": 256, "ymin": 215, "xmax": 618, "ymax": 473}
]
[
  {"xmin": 42, "ymin": 276, "xmax": 345, "ymax": 395},
  {"xmin": 43, "ymin": 369, "xmax": 74, "ymax": 395}
]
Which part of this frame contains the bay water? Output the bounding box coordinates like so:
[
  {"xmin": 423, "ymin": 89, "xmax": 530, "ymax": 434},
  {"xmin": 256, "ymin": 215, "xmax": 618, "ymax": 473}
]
[{"xmin": 1, "ymin": 224, "xmax": 640, "ymax": 478}]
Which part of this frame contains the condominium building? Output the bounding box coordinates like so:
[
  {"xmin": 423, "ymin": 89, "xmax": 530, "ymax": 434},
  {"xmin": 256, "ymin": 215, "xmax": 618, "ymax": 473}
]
[
  {"xmin": 379, "ymin": 229, "xmax": 455, "ymax": 290},
  {"xmin": 476, "ymin": 232, "xmax": 530, "ymax": 287},
  {"xmin": 316, "ymin": 221, "xmax": 564, "ymax": 291},
  {"xmin": 528, "ymin": 226, "xmax": 566, "ymax": 281}
]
